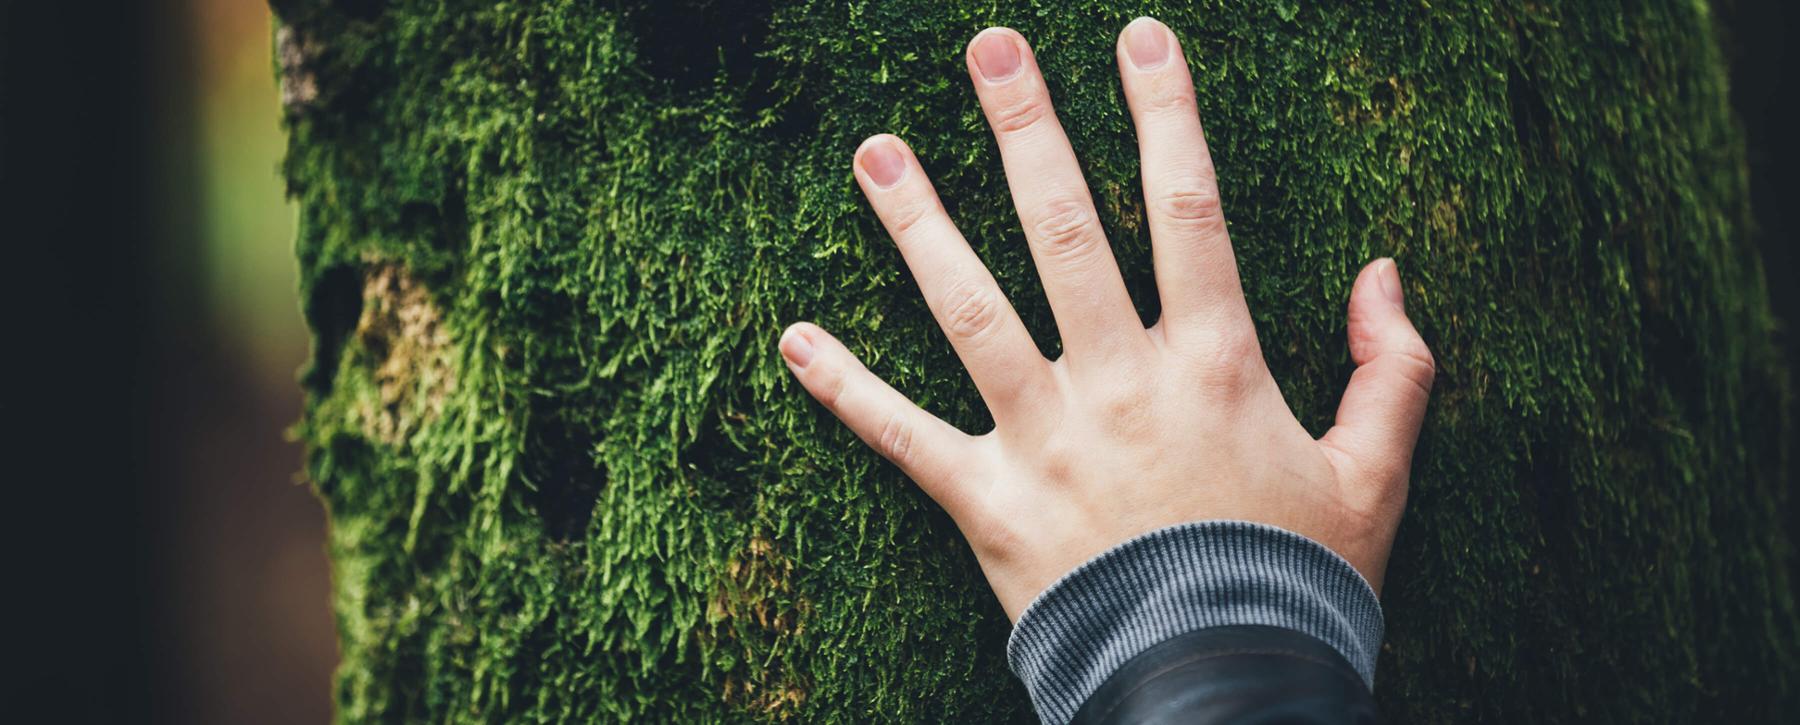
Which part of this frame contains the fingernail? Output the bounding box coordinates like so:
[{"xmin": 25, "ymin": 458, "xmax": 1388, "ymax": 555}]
[
  {"xmin": 780, "ymin": 327, "xmax": 815, "ymax": 368},
  {"xmin": 1378, "ymin": 259, "xmax": 1405, "ymax": 310},
  {"xmin": 858, "ymin": 137, "xmax": 906, "ymax": 189},
  {"xmin": 972, "ymin": 29, "xmax": 1022, "ymax": 82},
  {"xmin": 1125, "ymin": 17, "xmax": 1169, "ymax": 70}
]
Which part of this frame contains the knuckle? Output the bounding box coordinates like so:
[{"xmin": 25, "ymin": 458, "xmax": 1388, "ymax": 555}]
[
  {"xmin": 1152, "ymin": 186, "xmax": 1225, "ymax": 228},
  {"xmin": 1034, "ymin": 442, "xmax": 1079, "ymax": 487},
  {"xmin": 1182, "ymin": 326, "xmax": 1264, "ymax": 388},
  {"xmin": 1095, "ymin": 386, "xmax": 1155, "ymax": 436},
  {"xmin": 989, "ymin": 93, "xmax": 1052, "ymax": 135},
  {"xmin": 1139, "ymin": 82, "xmax": 1197, "ymax": 116},
  {"xmin": 1217, "ymin": 327, "xmax": 1263, "ymax": 365},
  {"xmin": 815, "ymin": 362, "xmax": 850, "ymax": 408},
  {"xmin": 1031, "ymin": 200, "xmax": 1102, "ymax": 260},
  {"xmin": 875, "ymin": 412, "xmax": 916, "ymax": 467},
  {"xmin": 940, "ymin": 281, "xmax": 1004, "ymax": 341},
  {"xmin": 1192, "ymin": 324, "xmax": 1258, "ymax": 366},
  {"xmin": 886, "ymin": 199, "xmax": 933, "ymax": 237},
  {"xmin": 1388, "ymin": 346, "xmax": 1438, "ymax": 396}
]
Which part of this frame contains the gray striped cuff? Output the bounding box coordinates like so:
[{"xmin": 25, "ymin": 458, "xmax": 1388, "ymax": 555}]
[{"xmin": 1004, "ymin": 520, "xmax": 1385, "ymax": 725}]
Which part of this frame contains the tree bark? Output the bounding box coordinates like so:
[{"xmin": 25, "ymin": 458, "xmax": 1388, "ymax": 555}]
[{"xmin": 278, "ymin": 1, "xmax": 1795, "ymax": 721}]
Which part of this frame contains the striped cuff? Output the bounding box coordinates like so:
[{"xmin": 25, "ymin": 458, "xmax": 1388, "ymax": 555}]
[{"xmin": 1005, "ymin": 520, "xmax": 1385, "ymax": 725}]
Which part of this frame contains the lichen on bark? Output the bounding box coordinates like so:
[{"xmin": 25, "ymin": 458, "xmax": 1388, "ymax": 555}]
[{"xmin": 280, "ymin": 0, "xmax": 1796, "ymax": 721}]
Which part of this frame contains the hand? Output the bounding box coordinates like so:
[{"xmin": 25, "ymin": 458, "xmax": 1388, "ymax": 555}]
[{"xmin": 779, "ymin": 18, "xmax": 1434, "ymax": 620}]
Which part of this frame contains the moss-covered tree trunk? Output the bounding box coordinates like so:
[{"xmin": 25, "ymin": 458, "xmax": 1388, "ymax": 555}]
[{"xmin": 277, "ymin": 0, "xmax": 1795, "ymax": 721}]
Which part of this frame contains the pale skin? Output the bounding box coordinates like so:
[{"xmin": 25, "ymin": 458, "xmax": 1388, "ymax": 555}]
[{"xmin": 779, "ymin": 17, "xmax": 1436, "ymax": 621}]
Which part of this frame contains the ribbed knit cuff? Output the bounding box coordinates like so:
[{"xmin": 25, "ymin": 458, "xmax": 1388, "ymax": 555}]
[{"xmin": 1005, "ymin": 520, "xmax": 1385, "ymax": 725}]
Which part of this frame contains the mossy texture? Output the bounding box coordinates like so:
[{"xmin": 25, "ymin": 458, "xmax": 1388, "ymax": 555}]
[{"xmin": 279, "ymin": 0, "xmax": 1795, "ymax": 721}]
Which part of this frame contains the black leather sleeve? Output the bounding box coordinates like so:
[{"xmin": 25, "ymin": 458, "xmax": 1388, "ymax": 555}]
[{"xmin": 1069, "ymin": 625, "xmax": 1380, "ymax": 725}]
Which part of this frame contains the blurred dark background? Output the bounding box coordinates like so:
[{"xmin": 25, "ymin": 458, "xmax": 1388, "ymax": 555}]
[
  {"xmin": 5, "ymin": 1, "xmax": 329, "ymax": 722},
  {"xmin": 0, "ymin": 1, "xmax": 1791, "ymax": 722}
]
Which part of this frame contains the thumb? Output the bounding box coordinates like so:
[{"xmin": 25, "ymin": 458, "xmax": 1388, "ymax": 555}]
[{"xmin": 1320, "ymin": 259, "xmax": 1436, "ymax": 488}]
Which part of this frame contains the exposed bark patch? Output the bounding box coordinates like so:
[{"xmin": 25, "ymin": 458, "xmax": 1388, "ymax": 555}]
[
  {"xmin": 1329, "ymin": 53, "xmax": 1413, "ymax": 125},
  {"xmin": 708, "ymin": 535, "xmax": 810, "ymax": 718},
  {"xmin": 276, "ymin": 24, "xmax": 321, "ymax": 116},
  {"xmin": 1430, "ymin": 185, "xmax": 1466, "ymax": 239},
  {"xmin": 352, "ymin": 264, "xmax": 453, "ymax": 445}
]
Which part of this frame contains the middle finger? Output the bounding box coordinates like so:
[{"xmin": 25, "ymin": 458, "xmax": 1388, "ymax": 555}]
[{"xmin": 966, "ymin": 27, "xmax": 1148, "ymax": 369}]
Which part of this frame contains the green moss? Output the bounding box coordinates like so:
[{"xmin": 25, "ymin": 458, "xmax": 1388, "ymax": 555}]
[{"xmin": 279, "ymin": 0, "xmax": 1795, "ymax": 720}]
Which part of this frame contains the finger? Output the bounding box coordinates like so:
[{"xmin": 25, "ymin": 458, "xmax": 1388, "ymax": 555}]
[
  {"xmin": 966, "ymin": 27, "xmax": 1148, "ymax": 366},
  {"xmin": 1319, "ymin": 260, "xmax": 1436, "ymax": 489},
  {"xmin": 1115, "ymin": 17, "xmax": 1252, "ymax": 343},
  {"xmin": 780, "ymin": 322, "xmax": 980, "ymax": 511},
  {"xmin": 853, "ymin": 134, "xmax": 1053, "ymax": 426}
]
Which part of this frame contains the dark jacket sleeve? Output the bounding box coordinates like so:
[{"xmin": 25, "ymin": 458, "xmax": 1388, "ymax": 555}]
[
  {"xmin": 1006, "ymin": 521, "xmax": 1385, "ymax": 724},
  {"xmin": 1069, "ymin": 624, "xmax": 1378, "ymax": 724}
]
